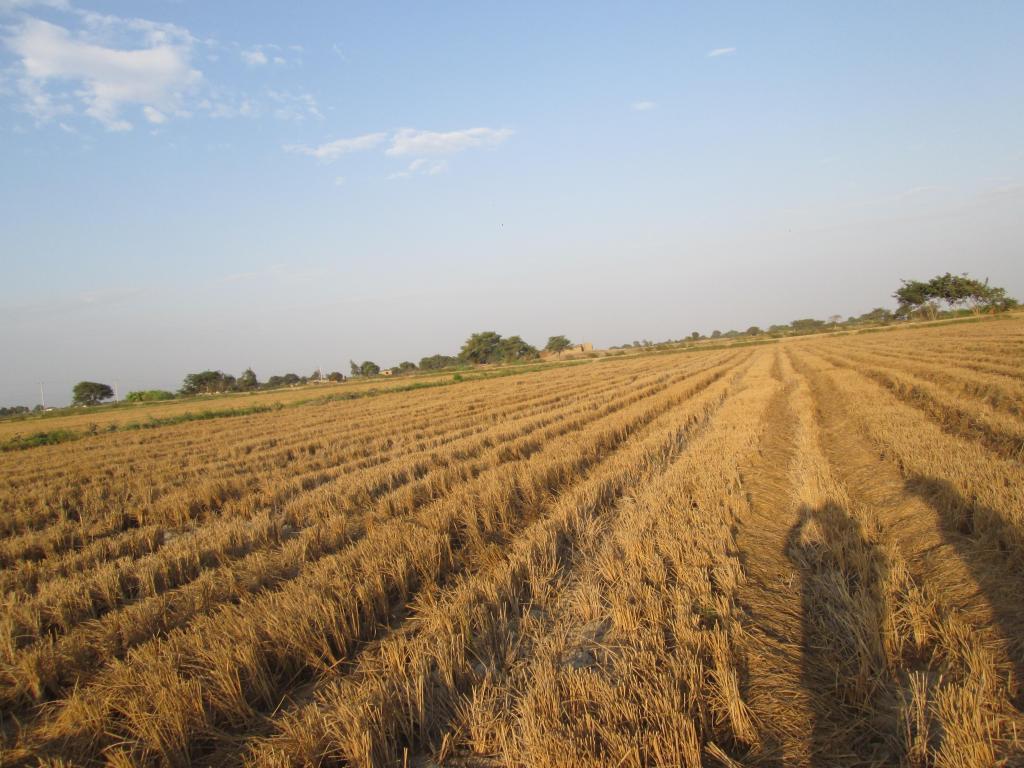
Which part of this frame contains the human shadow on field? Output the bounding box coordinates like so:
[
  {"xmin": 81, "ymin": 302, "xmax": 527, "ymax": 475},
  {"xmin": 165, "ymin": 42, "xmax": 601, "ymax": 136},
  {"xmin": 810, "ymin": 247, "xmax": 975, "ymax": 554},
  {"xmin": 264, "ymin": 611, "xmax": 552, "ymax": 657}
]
[
  {"xmin": 787, "ymin": 502, "xmax": 897, "ymax": 767},
  {"xmin": 905, "ymin": 474, "xmax": 1024, "ymax": 709}
]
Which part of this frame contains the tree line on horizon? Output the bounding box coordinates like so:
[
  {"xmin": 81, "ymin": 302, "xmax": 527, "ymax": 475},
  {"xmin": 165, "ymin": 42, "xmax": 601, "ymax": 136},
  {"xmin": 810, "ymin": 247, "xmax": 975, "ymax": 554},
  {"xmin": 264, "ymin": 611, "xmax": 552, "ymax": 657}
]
[
  {"xmin": 34, "ymin": 333, "xmax": 576, "ymax": 409},
  {"xmin": 2, "ymin": 273, "xmax": 1016, "ymax": 412},
  {"xmin": 612, "ymin": 272, "xmax": 1018, "ymax": 349}
]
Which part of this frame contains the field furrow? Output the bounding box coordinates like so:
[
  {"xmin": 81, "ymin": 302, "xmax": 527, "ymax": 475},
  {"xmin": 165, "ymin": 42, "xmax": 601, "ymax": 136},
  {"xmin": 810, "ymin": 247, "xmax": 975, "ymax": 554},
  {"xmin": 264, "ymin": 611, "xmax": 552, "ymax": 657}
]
[
  {"xmin": 242, "ymin": 350, "xmax": 763, "ymax": 768},
  {"xmin": 1, "ymin": 355, "xmax": 729, "ymax": 711},
  {"xmin": 9, "ymin": 354, "xmax": 748, "ymax": 765},
  {"xmin": 3, "ymin": 358, "xmax": 667, "ymax": 638},
  {"xmin": 792, "ymin": 346, "xmax": 1024, "ymax": 764},
  {"xmin": 3, "ymin": 319, "xmax": 1024, "ymax": 767},
  {"xmin": 814, "ymin": 349, "xmax": 1024, "ymax": 460},
  {"xmin": 0, "ymin": 364, "xmax": 638, "ymax": 568}
]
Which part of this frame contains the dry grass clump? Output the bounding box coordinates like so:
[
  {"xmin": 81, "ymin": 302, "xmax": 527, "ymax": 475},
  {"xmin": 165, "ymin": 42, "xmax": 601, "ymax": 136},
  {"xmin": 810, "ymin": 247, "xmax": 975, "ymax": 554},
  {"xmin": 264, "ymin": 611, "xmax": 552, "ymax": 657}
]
[{"xmin": 2, "ymin": 319, "xmax": 1023, "ymax": 766}]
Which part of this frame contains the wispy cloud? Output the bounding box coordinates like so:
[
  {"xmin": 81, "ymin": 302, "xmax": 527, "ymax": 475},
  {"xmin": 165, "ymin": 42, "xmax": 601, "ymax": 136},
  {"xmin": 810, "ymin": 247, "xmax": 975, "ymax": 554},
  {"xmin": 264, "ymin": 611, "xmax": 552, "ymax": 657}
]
[
  {"xmin": 0, "ymin": 0, "xmax": 70, "ymax": 11},
  {"xmin": 409, "ymin": 158, "xmax": 446, "ymax": 174},
  {"xmin": 386, "ymin": 127, "xmax": 512, "ymax": 156},
  {"xmin": 707, "ymin": 47, "xmax": 736, "ymax": 57},
  {"xmin": 267, "ymin": 89, "xmax": 321, "ymax": 121},
  {"xmin": 199, "ymin": 94, "xmax": 256, "ymax": 119},
  {"xmin": 241, "ymin": 48, "xmax": 267, "ymax": 66},
  {"xmin": 3, "ymin": 15, "xmax": 201, "ymax": 130},
  {"xmin": 142, "ymin": 105, "xmax": 166, "ymax": 124},
  {"xmin": 631, "ymin": 100, "xmax": 656, "ymax": 111},
  {"xmin": 0, "ymin": 286, "xmax": 146, "ymax": 319},
  {"xmin": 283, "ymin": 131, "xmax": 386, "ymax": 161},
  {"xmin": 388, "ymin": 158, "xmax": 448, "ymax": 180},
  {"xmin": 240, "ymin": 44, "xmax": 292, "ymax": 67},
  {"xmin": 2, "ymin": 8, "xmax": 306, "ymax": 132},
  {"xmin": 287, "ymin": 126, "xmax": 511, "ymax": 178}
]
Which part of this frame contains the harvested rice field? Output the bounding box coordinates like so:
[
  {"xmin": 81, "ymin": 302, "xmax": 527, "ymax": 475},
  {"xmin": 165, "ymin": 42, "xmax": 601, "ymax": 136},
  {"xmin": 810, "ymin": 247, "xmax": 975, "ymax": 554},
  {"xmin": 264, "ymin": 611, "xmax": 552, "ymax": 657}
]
[{"xmin": 2, "ymin": 319, "xmax": 1023, "ymax": 767}]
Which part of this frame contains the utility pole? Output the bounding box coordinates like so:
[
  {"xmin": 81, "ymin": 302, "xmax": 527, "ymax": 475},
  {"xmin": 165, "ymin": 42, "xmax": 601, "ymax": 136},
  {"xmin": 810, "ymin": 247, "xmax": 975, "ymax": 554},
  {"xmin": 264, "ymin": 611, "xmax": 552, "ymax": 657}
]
[
  {"xmin": 113, "ymin": 381, "xmax": 119, "ymax": 402},
  {"xmin": 38, "ymin": 382, "xmax": 45, "ymax": 409}
]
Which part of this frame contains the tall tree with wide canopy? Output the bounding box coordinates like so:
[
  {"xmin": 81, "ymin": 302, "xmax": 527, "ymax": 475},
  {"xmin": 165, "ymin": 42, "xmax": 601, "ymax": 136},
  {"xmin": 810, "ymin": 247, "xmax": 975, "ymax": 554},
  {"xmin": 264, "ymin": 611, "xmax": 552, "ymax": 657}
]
[
  {"xmin": 544, "ymin": 335, "xmax": 573, "ymax": 357},
  {"xmin": 72, "ymin": 381, "xmax": 113, "ymax": 406}
]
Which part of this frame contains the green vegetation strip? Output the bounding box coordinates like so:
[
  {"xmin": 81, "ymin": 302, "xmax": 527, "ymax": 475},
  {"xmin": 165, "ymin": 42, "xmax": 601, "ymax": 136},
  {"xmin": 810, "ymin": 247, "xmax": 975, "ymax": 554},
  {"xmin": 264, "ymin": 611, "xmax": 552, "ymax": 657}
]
[{"xmin": 0, "ymin": 360, "xmax": 592, "ymax": 452}]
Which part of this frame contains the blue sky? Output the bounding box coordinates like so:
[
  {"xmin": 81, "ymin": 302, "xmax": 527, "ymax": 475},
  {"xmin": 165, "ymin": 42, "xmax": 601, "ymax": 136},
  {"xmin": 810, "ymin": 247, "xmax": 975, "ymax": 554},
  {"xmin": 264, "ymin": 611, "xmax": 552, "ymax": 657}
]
[{"xmin": 2, "ymin": 1, "xmax": 1022, "ymax": 405}]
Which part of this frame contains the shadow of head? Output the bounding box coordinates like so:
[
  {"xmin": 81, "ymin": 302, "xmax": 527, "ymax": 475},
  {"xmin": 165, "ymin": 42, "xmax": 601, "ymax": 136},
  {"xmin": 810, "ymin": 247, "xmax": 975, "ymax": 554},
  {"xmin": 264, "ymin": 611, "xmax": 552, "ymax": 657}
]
[
  {"xmin": 904, "ymin": 474, "xmax": 1020, "ymax": 561},
  {"xmin": 787, "ymin": 502, "xmax": 880, "ymax": 582},
  {"xmin": 904, "ymin": 474, "xmax": 976, "ymax": 535}
]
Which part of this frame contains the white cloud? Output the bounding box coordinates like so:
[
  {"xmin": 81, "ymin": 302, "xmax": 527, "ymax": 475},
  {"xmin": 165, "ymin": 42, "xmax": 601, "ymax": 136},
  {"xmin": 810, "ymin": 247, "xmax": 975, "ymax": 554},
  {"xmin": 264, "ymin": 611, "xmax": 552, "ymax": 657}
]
[
  {"xmin": 105, "ymin": 117, "xmax": 132, "ymax": 132},
  {"xmin": 386, "ymin": 127, "xmax": 513, "ymax": 156},
  {"xmin": 143, "ymin": 105, "xmax": 166, "ymax": 123},
  {"xmin": 389, "ymin": 158, "xmax": 448, "ymax": 180},
  {"xmin": 4, "ymin": 16, "xmax": 201, "ymax": 130},
  {"xmin": 707, "ymin": 47, "xmax": 736, "ymax": 57},
  {"xmin": 631, "ymin": 100, "xmax": 656, "ymax": 111},
  {"xmin": 409, "ymin": 158, "xmax": 447, "ymax": 174},
  {"xmin": 241, "ymin": 43, "xmax": 297, "ymax": 67},
  {"xmin": 267, "ymin": 89, "xmax": 322, "ymax": 121},
  {"xmin": 14, "ymin": 74, "xmax": 71, "ymax": 121},
  {"xmin": 241, "ymin": 48, "xmax": 267, "ymax": 66},
  {"xmin": 283, "ymin": 131, "xmax": 386, "ymax": 161},
  {"xmin": 199, "ymin": 93, "xmax": 256, "ymax": 119},
  {"xmin": 0, "ymin": 0, "xmax": 70, "ymax": 11}
]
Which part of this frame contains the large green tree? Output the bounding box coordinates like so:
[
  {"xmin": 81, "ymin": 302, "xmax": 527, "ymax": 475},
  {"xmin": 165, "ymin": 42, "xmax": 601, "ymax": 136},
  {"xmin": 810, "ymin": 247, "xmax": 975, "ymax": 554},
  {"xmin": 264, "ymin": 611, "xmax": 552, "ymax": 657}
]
[
  {"xmin": 419, "ymin": 354, "xmax": 460, "ymax": 370},
  {"xmin": 856, "ymin": 307, "xmax": 894, "ymax": 324},
  {"xmin": 237, "ymin": 368, "xmax": 259, "ymax": 390},
  {"xmin": 459, "ymin": 331, "xmax": 505, "ymax": 364},
  {"xmin": 894, "ymin": 279, "xmax": 935, "ymax": 318},
  {"xmin": 894, "ymin": 273, "xmax": 1014, "ymax": 318},
  {"xmin": 790, "ymin": 318, "xmax": 827, "ymax": 334},
  {"xmin": 459, "ymin": 332, "xmax": 539, "ymax": 364},
  {"xmin": 544, "ymin": 335, "xmax": 573, "ymax": 357},
  {"xmin": 125, "ymin": 390, "xmax": 174, "ymax": 402},
  {"xmin": 499, "ymin": 335, "xmax": 539, "ymax": 362},
  {"xmin": 180, "ymin": 370, "xmax": 235, "ymax": 395},
  {"xmin": 72, "ymin": 381, "xmax": 114, "ymax": 406}
]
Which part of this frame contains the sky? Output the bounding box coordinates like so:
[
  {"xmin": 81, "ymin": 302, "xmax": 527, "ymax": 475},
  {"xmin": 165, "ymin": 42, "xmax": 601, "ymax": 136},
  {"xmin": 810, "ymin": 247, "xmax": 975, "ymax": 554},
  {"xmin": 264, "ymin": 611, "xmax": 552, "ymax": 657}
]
[{"xmin": 1, "ymin": 1, "xmax": 1022, "ymax": 406}]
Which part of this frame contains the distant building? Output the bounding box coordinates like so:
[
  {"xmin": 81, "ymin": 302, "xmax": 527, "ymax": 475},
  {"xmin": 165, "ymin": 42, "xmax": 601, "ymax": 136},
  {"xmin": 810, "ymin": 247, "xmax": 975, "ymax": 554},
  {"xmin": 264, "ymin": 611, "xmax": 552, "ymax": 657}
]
[
  {"xmin": 573, "ymin": 342, "xmax": 594, "ymax": 352},
  {"xmin": 379, "ymin": 369, "xmax": 394, "ymax": 376}
]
